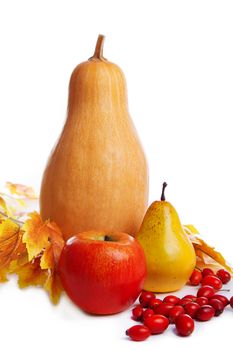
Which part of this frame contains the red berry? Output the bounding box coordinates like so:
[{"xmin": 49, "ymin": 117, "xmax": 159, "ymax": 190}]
[
  {"xmin": 182, "ymin": 295, "xmax": 197, "ymax": 302},
  {"xmin": 184, "ymin": 302, "xmax": 200, "ymax": 318},
  {"xmin": 139, "ymin": 291, "xmax": 155, "ymax": 307},
  {"xmin": 132, "ymin": 305, "xmax": 143, "ymax": 321},
  {"xmin": 196, "ymin": 297, "xmax": 209, "ymax": 306},
  {"xmin": 209, "ymin": 294, "xmax": 229, "ymax": 307},
  {"xmin": 178, "ymin": 298, "xmax": 194, "ymax": 307},
  {"xmin": 163, "ymin": 295, "xmax": 180, "ymax": 305},
  {"xmin": 189, "ymin": 269, "xmax": 202, "ymax": 286},
  {"xmin": 142, "ymin": 308, "xmax": 154, "ymax": 321},
  {"xmin": 202, "ymin": 268, "xmax": 214, "ymax": 277},
  {"xmin": 175, "ymin": 314, "xmax": 194, "ymax": 336},
  {"xmin": 195, "ymin": 305, "xmax": 215, "ymax": 321},
  {"xmin": 230, "ymin": 296, "xmax": 233, "ymax": 308},
  {"xmin": 169, "ymin": 305, "xmax": 185, "ymax": 324},
  {"xmin": 148, "ymin": 298, "xmax": 162, "ymax": 310},
  {"xmin": 126, "ymin": 325, "xmax": 151, "ymax": 341},
  {"xmin": 197, "ymin": 285, "xmax": 215, "ymax": 298},
  {"xmin": 201, "ymin": 275, "xmax": 222, "ymax": 290},
  {"xmin": 216, "ymin": 269, "xmax": 231, "ymax": 284},
  {"xmin": 154, "ymin": 303, "xmax": 174, "ymax": 317},
  {"xmin": 208, "ymin": 299, "xmax": 224, "ymax": 316},
  {"xmin": 144, "ymin": 314, "xmax": 169, "ymax": 334}
]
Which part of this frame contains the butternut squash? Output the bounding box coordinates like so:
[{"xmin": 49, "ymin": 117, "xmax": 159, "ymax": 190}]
[{"xmin": 40, "ymin": 35, "xmax": 149, "ymax": 241}]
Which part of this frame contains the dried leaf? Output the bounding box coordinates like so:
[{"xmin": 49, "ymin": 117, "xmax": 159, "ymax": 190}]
[
  {"xmin": 41, "ymin": 221, "xmax": 64, "ymax": 267},
  {"xmin": 22, "ymin": 212, "xmax": 64, "ymax": 266},
  {"xmin": 22, "ymin": 212, "xmax": 64, "ymax": 303},
  {"xmin": 0, "ymin": 209, "xmax": 64, "ymax": 304},
  {"xmin": 0, "ymin": 218, "xmax": 27, "ymax": 282},
  {"xmin": 0, "ymin": 196, "xmax": 8, "ymax": 215},
  {"xmin": 6, "ymin": 182, "xmax": 37, "ymax": 199},
  {"xmin": 0, "ymin": 268, "xmax": 8, "ymax": 282},
  {"xmin": 184, "ymin": 224, "xmax": 200, "ymax": 235},
  {"xmin": 44, "ymin": 271, "xmax": 63, "ymax": 305},
  {"xmin": 0, "ymin": 196, "xmax": 13, "ymax": 217},
  {"xmin": 10, "ymin": 257, "xmax": 47, "ymax": 288},
  {"xmin": 0, "ymin": 191, "xmax": 28, "ymax": 220},
  {"xmin": 195, "ymin": 253, "xmax": 228, "ymax": 272},
  {"xmin": 40, "ymin": 221, "xmax": 64, "ymax": 304},
  {"xmin": 184, "ymin": 225, "xmax": 233, "ymax": 275},
  {"xmin": 22, "ymin": 212, "xmax": 50, "ymax": 261}
]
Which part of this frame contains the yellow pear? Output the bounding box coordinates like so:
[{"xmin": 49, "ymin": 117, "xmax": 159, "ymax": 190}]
[{"xmin": 136, "ymin": 183, "xmax": 196, "ymax": 292}]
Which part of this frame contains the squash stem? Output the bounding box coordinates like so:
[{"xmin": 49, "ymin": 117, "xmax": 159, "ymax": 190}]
[{"xmin": 90, "ymin": 34, "xmax": 106, "ymax": 61}]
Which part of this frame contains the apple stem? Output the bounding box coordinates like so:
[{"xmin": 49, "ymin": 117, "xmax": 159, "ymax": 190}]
[
  {"xmin": 104, "ymin": 235, "xmax": 111, "ymax": 241},
  {"xmin": 161, "ymin": 182, "xmax": 167, "ymax": 201}
]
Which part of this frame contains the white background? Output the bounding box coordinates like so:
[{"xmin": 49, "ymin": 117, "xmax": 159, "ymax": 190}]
[{"xmin": 0, "ymin": 0, "xmax": 233, "ymax": 349}]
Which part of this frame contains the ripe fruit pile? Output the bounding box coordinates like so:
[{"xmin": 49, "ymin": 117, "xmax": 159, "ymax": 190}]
[{"xmin": 126, "ymin": 268, "xmax": 233, "ymax": 341}]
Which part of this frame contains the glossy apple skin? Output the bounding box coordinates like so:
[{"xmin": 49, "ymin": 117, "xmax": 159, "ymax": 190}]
[{"xmin": 59, "ymin": 231, "xmax": 147, "ymax": 315}]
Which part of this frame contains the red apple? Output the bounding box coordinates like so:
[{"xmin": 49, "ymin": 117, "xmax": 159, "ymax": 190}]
[{"xmin": 58, "ymin": 231, "xmax": 147, "ymax": 315}]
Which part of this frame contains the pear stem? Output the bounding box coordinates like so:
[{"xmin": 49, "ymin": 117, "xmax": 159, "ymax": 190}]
[
  {"xmin": 161, "ymin": 182, "xmax": 167, "ymax": 201},
  {"xmin": 89, "ymin": 34, "xmax": 106, "ymax": 61}
]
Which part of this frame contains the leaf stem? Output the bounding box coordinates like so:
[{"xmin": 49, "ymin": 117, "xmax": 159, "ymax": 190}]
[
  {"xmin": 0, "ymin": 211, "xmax": 24, "ymax": 227},
  {"xmin": 195, "ymin": 266, "xmax": 202, "ymax": 272}
]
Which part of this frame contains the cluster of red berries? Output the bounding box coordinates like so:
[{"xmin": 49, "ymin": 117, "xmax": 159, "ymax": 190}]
[
  {"xmin": 125, "ymin": 268, "xmax": 233, "ymax": 341},
  {"xmin": 189, "ymin": 267, "xmax": 231, "ymax": 287}
]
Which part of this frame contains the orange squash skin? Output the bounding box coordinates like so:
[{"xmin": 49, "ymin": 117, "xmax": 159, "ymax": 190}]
[{"xmin": 40, "ymin": 36, "xmax": 149, "ymax": 241}]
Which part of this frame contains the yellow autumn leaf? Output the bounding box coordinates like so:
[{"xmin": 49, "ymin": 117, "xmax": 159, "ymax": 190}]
[
  {"xmin": 44, "ymin": 270, "xmax": 63, "ymax": 305},
  {"xmin": 22, "ymin": 212, "xmax": 64, "ymax": 303},
  {"xmin": 41, "ymin": 221, "xmax": 64, "ymax": 267},
  {"xmin": 0, "ymin": 196, "xmax": 8, "ymax": 215},
  {"xmin": 22, "ymin": 212, "xmax": 51, "ymax": 261},
  {"xmin": 184, "ymin": 225, "xmax": 233, "ymax": 275},
  {"xmin": 10, "ymin": 257, "xmax": 48, "ymax": 288},
  {"xmin": 0, "ymin": 196, "xmax": 13, "ymax": 217},
  {"xmin": 184, "ymin": 224, "xmax": 200, "ymax": 235},
  {"xmin": 0, "ymin": 218, "xmax": 27, "ymax": 282},
  {"xmin": 6, "ymin": 182, "xmax": 38, "ymax": 199},
  {"xmin": 39, "ymin": 221, "xmax": 64, "ymax": 304}
]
